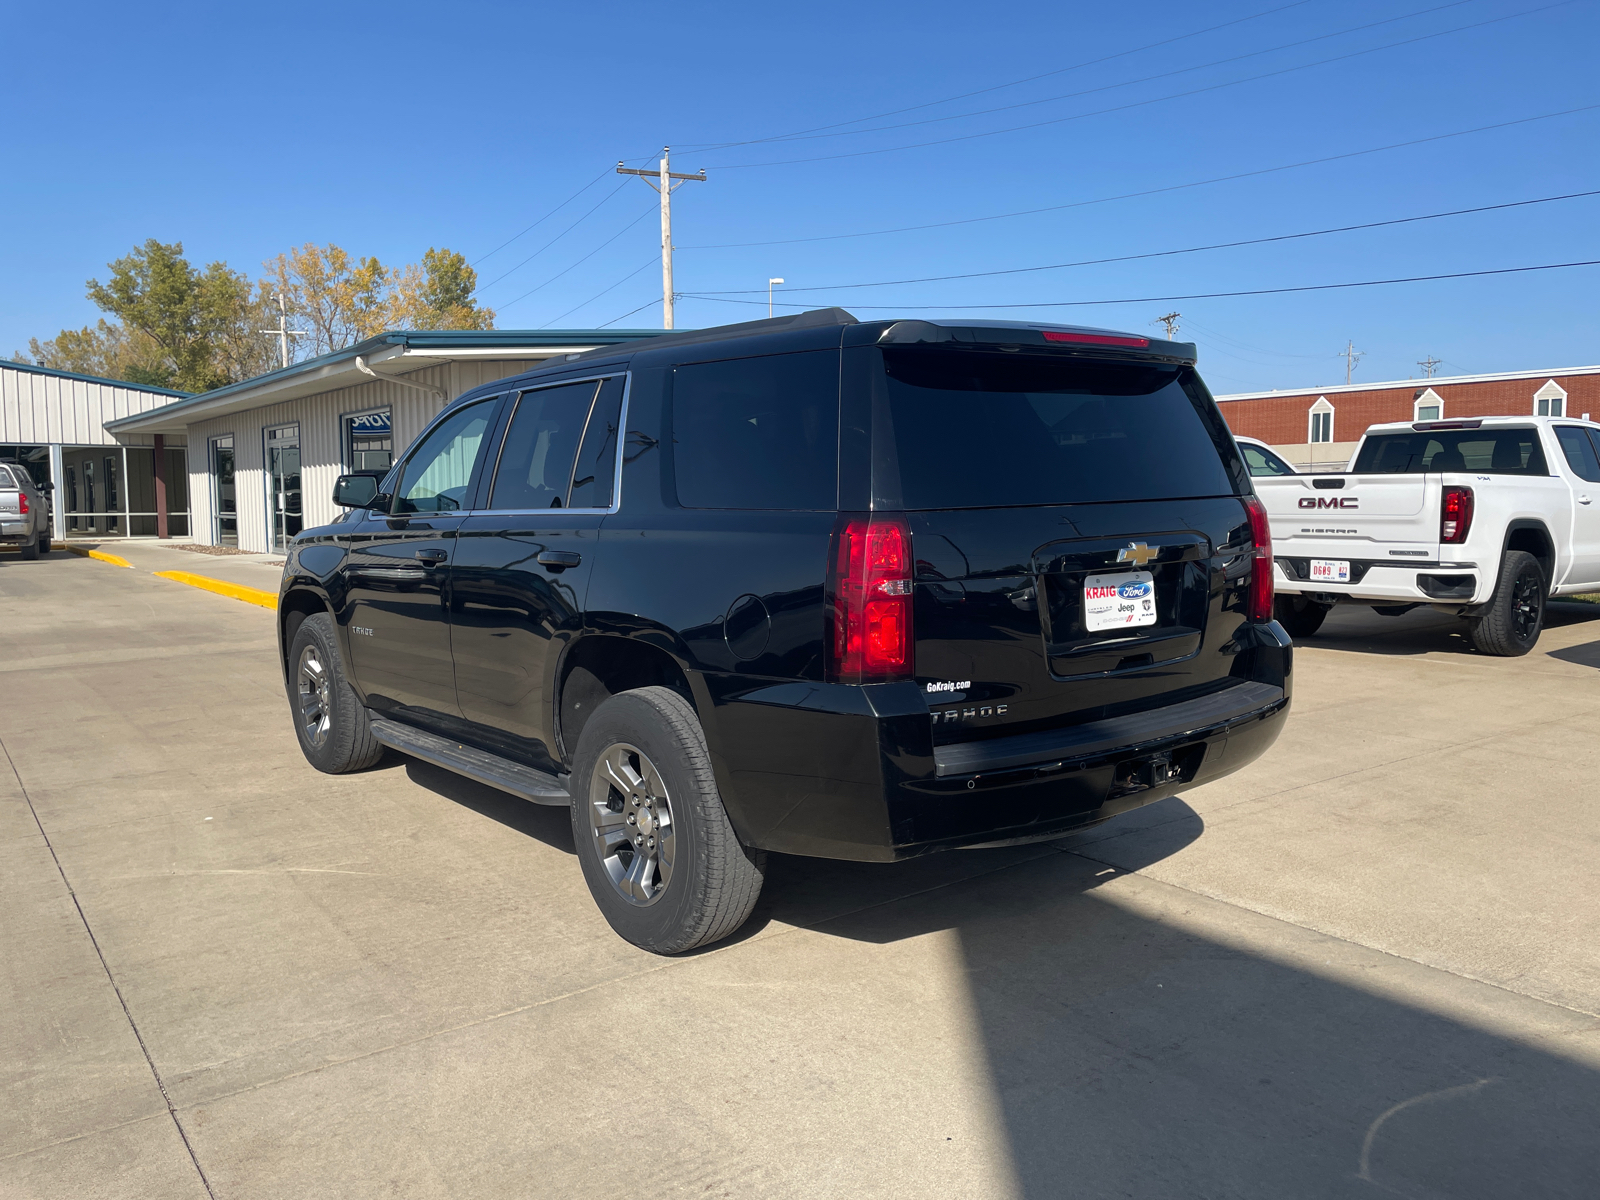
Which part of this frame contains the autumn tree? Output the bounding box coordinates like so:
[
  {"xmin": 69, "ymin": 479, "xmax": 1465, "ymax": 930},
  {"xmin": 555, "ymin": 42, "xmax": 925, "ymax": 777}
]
[
  {"xmin": 387, "ymin": 248, "xmax": 496, "ymax": 331},
  {"xmin": 266, "ymin": 244, "xmax": 391, "ymax": 357}
]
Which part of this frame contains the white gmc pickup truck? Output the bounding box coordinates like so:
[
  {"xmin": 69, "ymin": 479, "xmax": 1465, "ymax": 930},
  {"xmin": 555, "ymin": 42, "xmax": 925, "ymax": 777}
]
[{"xmin": 1255, "ymin": 416, "xmax": 1600, "ymax": 655}]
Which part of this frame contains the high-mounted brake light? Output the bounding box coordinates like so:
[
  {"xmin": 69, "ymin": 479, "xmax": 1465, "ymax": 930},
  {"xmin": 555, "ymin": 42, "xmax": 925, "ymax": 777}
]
[
  {"xmin": 1441, "ymin": 485, "xmax": 1474, "ymax": 544},
  {"xmin": 827, "ymin": 513, "xmax": 914, "ymax": 684},
  {"xmin": 1243, "ymin": 495, "xmax": 1273, "ymax": 623},
  {"xmin": 1041, "ymin": 330, "xmax": 1150, "ymax": 348}
]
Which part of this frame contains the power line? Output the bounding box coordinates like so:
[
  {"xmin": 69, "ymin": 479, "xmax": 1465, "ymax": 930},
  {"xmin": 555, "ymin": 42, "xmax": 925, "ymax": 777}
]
[
  {"xmin": 471, "ymin": 167, "xmax": 613, "ymax": 267},
  {"xmin": 712, "ymin": 0, "xmax": 1480, "ymax": 151},
  {"xmin": 674, "ymin": 0, "xmax": 1319, "ymax": 153},
  {"xmin": 496, "ymin": 205, "xmax": 658, "ymax": 313},
  {"xmin": 598, "ymin": 297, "xmax": 662, "ymax": 328},
  {"xmin": 678, "ymin": 103, "xmax": 1600, "ymax": 250},
  {"xmin": 708, "ymin": 1, "xmax": 1575, "ymax": 169},
  {"xmin": 475, "ymin": 181, "xmax": 630, "ymax": 295},
  {"xmin": 683, "ymin": 259, "xmax": 1600, "ymax": 312},
  {"xmin": 681, "ymin": 189, "xmax": 1600, "ymax": 296},
  {"xmin": 541, "ymin": 258, "xmax": 658, "ymax": 329}
]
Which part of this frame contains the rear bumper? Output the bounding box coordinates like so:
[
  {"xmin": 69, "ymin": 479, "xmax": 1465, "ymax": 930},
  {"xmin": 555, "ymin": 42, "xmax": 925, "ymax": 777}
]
[
  {"xmin": 703, "ymin": 622, "xmax": 1293, "ymax": 862},
  {"xmin": 0, "ymin": 521, "xmax": 33, "ymax": 542},
  {"xmin": 1274, "ymin": 560, "xmax": 1485, "ymax": 605}
]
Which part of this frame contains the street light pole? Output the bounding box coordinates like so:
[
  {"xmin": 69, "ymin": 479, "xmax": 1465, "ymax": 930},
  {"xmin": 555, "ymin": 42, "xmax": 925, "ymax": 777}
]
[{"xmin": 768, "ymin": 278, "xmax": 784, "ymax": 319}]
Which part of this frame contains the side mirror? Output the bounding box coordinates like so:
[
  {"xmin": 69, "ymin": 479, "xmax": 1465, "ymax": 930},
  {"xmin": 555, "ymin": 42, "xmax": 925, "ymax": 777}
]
[
  {"xmin": 42, "ymin": 481, "xmax": 55, "ymax": 494},
  {"xmin": 333, "ymin": 474, "xmax": 383, "ymax": 509}
]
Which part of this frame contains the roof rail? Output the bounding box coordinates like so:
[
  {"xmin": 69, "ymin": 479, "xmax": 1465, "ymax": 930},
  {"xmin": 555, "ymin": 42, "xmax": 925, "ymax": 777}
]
[{"xmin": 576, "ymin": 307, "xmax": 858, "ymax": 359}]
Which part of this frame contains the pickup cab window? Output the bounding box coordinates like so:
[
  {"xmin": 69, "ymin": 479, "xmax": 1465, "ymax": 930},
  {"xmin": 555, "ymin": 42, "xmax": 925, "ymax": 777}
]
[
  {"xmin": 1554, "ymin": 426, "xmax": 1600, "ymax": 483},
  {"xmin": 1352, "ymin": 428, "xmax": 1548, "ymax": 475}
]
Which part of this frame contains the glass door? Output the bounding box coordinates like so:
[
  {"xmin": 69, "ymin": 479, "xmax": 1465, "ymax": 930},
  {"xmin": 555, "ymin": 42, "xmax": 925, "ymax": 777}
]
[
  {"xmin": 212, "ymin": 436, "xmax": 237, "ymax": 546},
  {"xmin": 266, "ymin": 424, "xmax": 301, "ymax": 552}
]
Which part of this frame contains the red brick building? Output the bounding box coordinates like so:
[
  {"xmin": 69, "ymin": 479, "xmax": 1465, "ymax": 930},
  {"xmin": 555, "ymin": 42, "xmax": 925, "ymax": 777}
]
[{"xmin": 1216, "ymin": 365, "xmax": 1600, "ymax": 471}]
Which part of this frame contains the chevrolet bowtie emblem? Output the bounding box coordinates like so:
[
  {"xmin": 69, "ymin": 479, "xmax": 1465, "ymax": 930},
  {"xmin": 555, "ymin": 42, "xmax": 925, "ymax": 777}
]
[{"xmin": 1117, "ymin": 541, "xmax": 1158, "ymax": 567}]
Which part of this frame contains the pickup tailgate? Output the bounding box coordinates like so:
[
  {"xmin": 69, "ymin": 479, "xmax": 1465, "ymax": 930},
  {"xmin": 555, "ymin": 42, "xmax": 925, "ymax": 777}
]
[{"xmin": 1256, "ymin": 474, "xmax": 1440, "ymax": 567}]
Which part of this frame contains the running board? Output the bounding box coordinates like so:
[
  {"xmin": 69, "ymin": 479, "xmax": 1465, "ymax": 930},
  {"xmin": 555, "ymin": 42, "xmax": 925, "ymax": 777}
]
[{"xmin": 368, "ymin": 716, "xmax": 571, "ymax": 806}]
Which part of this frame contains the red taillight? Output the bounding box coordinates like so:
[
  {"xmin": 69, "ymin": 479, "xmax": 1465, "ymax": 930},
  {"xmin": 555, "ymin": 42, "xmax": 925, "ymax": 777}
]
[
  {"xmin": 1244, "ymin": 495, "xmax": 1273, "ymax": 623},
  {"xmin": 17, "ymin": 489, "xmax": 27, "ymax": 515},
  {"xmin": 827, "ymin": 513, "xmax": 913, "ymax": 683},
  {"xmin": 1441, "ymin": 485, "xmax": 1474, "ymax": 544},
  {"xmin": 1041, "ymin": 330, "xmax": 1150, "ymax": 348}
]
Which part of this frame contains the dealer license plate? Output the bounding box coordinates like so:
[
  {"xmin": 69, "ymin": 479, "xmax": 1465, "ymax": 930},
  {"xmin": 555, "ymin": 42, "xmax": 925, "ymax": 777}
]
[
  {"xmin": 1083, "ymin": 571, "xmax": 1157, "ymax": 633},
  {"xmin": 1309, "ymin": 559, "xmax": 1351, "ymax": 583}
]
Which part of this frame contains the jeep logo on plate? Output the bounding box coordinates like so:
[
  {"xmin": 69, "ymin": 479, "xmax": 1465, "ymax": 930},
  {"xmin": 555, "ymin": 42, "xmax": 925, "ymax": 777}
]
[{"xmin": 1299, "ymin": 497, "xmax": 1359, "ymax": 509}]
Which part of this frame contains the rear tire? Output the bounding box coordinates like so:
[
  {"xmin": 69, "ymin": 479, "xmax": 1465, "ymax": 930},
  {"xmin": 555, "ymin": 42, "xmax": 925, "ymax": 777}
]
[
  {"xmin": 570, "ymin": 686, "xmax": 765, "ymax": 954},
  {"xmin": 1467, "ymin": 550, "xmax": 1545, "ymax": 657},
  {"xmin": 19, "ymin": 534, "xmax": 39, "ymax": 561},
  {"xmin": 287, "ymin": 612, "xmax": 383, "ymax": 772},
  {"xmin": 1274, "ymin": 594, "xmax": 1330, "ymax": 639}
]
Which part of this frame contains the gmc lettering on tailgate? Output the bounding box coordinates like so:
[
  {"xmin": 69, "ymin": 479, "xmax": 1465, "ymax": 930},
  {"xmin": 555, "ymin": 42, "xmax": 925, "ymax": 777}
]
[{"xmin": 1298, "ymin": 497, "xmax": 1359, "ymax": 509}]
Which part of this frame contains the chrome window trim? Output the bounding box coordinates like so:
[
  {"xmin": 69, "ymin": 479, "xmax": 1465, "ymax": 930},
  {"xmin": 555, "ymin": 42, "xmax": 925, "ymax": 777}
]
[{"xmin": 479, "ymin": 371, "xmax": 631, "ymax": 518}]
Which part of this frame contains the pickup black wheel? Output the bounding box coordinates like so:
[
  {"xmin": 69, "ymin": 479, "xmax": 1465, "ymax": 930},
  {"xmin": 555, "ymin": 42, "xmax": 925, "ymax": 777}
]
[
  {"xmin": 570, "ymin": 686, "xmax": 765, "ymax": 954},
  {"xmin": 1274, "ymin": 594, "xmax": 1330, "ymax": 639},
  {"xmin": 1467, "ymin": 550, "xmax": 1545, "ymax": 657},
  {"xmin": 19, "ymin": 533, "xmax": 39, "ymax": 561},
  {"xmin": 37, "ymin": 533, "xmax": 50, "ymax": 555},
  {"xmin": 288, "ymin": 612, "xmax": 383, "ymax": 772}
]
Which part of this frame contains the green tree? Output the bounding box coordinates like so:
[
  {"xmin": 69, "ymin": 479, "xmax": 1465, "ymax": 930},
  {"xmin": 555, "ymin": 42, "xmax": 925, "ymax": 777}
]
[
  {"xmin": 388, "ymin": 247, "xmax": 496, "ymax": 331},
  {"xmin": 267, "ymin": 244, "xmax": 390, "ymax": 357}
]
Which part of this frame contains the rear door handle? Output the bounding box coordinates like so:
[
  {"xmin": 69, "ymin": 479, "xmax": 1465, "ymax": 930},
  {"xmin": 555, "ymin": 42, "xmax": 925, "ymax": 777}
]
[
  {"xmin": 415, "ymin": 548, "xmax": 448, "ymax": 563},
  {"xmin": 537, "ymin": 550, "xmax": 582, "ymax": 569},
  {"xmin": 1579, "ymin": 494, "xmax": 1593, "ymax": 505}
]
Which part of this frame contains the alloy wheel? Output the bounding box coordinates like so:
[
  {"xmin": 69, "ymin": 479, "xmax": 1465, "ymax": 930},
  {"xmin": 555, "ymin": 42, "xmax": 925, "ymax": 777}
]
[
  {"xmin": 1511, "ymin": 570, "xmax": 1543, "ymax": 641},
  {"xmin": 296, "ymin": 643, "xmax": 333, "ymax": 749},
  {"xmin": 588, "ymin": 742, "xmax": 675, "ymax": 906}
]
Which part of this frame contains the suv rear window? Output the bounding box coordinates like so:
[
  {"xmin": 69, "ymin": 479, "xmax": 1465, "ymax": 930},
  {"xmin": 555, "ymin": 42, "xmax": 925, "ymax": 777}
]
[
  {"xmin": 881, "ymin": 348, "xmax": 1238, "ymax": 509},
  {"xmin": 1352, "ymin": 428, "xmax": 1549, "ymax": 475},
  {"xmin": 673, "ymin": 350, "xmax": 838, "ymax": 510}
]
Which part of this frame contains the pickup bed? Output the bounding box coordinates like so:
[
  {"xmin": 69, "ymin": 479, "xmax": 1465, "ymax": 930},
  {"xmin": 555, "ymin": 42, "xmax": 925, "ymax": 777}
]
[{"xmin": 1255, "ymin": 416, "xmax": 1600, "ymax": 655}]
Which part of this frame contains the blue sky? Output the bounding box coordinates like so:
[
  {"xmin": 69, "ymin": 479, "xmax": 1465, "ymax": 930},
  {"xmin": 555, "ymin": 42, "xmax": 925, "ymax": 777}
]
[{"xmin": 2, "ymin": 0, "xmax": 1595, "ymax": 394}]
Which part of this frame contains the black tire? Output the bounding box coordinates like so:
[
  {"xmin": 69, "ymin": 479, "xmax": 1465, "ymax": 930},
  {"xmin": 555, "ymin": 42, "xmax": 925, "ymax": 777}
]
[
  {"xmin": 570, "ymin": 686, "xmax": 765, "ymax": 954},
  {"xmin": 287, "ymin": 612, "xmax": 383, "ymax": 772},
  {"xmin": 1274, "ymin": 594, "xmax": 1330, "ymax": 639},
  {"xmin": 38, "ymin": 533, "xmax": 51, "ymax": 555},
  {"xmin": 19, "ymin": 533, "xmax": 39, "ymax": 561},
  {"xmin": 1467, "ymin": 550, "xmax": 1545, "ymax": 657}
]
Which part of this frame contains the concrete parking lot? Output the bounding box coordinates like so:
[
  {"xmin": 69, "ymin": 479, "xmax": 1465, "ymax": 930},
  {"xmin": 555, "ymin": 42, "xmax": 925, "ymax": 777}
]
[{"xmin": 3, "ymin": 550, "xmax": 1599, "ymax": 1199}]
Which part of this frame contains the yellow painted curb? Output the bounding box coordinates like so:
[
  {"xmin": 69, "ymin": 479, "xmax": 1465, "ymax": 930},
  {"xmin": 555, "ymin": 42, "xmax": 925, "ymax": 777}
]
[
  {"xmin": 60, "ymin": 545, "xmax": 134, "ymax": 568},
  {"xmin": 153, "ymin": 570, "xmax": 279, "ymax": 610}
]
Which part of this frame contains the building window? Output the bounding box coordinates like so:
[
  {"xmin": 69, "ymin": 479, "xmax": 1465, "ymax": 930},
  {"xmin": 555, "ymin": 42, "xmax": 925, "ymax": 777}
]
[
  {"xmin": 211, "ymin": 436, "xmax": 237, "ymax": 547},
  {"xmin": 1534, "ymin": 379, "xmax": 1567, "ymax": 417},
  {"xmin": 1309, "ymin": 397, "xmax": 1334, "ymax": 444},
  {"xmin": 1414, "ymin": 387, "xmax": 1443, "ymax": 422},
  {"xmin": 345, "ymin": 409, "xmax": 393, "ymax": 473}
]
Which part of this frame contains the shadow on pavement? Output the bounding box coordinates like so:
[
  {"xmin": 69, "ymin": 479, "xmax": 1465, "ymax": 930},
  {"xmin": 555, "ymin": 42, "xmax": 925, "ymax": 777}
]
[
  {"xmin": 763, "ymin": 795, "xmax": 1600, "ymax": 1196},
  {"xmin": 1548, "ymin": 639, "xmax": 1600, "ymax": 669},
  {"xmin": 401, "ymin": 758, "xmax": 575, "ymax": 853},
  {"xmin": 1289, "ymin": 599, "xmax": 1600, "ymax": 658}
]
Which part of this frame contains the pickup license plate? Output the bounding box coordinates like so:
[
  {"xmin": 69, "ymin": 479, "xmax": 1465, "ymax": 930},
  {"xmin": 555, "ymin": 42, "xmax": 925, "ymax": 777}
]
[
  {"xmin": 1084, "ymin": 571, "xmax": 1157, "ymax": 632},
  {"xmin": 1310, "ymin": 559, "xmax": 1351, "ymax": 583}
]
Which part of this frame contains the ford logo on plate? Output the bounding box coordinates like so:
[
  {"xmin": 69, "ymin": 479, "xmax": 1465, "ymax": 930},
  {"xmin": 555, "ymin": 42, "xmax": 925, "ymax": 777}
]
[{"xmin": 1118, "ymin": 581, "xmax": 1153, "ymax": 599}]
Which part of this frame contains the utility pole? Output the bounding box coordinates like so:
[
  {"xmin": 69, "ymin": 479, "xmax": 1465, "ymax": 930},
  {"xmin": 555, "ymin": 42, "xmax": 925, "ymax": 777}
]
[
  {"xmin": 617, "ymin": 148, "xmax": 706, "ymax": 329},
  {"xmin": 1155, "ymin": 312, "xmax": 1181, "ymax": 340},
  {"xmin": 1418, "ymin": 355, "xmax": 1441, "ymax": 378},
  {"xmin": 768, "ymin": 278, "xmax": 785, "ymax": 319},
  {"xmin": 257, "ymin": 290, "xmax": 305, "ymax": 370},
  {"xmin": 1341, "ymin": 339, "xmax": 1364, "ymax": 385}
]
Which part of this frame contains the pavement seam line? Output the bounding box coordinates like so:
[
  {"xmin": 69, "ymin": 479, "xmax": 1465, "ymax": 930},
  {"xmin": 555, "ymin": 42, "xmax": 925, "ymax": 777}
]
[
  {"xmin": 0, "ymin": 736, "xmax": 219, "ymax": 1199},
  {"xmin": 1053, "ymin": 842, "xmax": 1600, "ymax": 1022},
  {"xmin": 171, "ymin": 846, "xmax": 1059, "ymax": 1112},
  {"xmin": 0, "ymin": 1111, "xmax": 170, "ymax": 1166}
]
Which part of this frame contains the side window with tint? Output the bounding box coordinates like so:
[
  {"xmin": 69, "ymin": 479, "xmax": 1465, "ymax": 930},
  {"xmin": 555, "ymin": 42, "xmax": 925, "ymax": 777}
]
[
  {"xmin": 568, "ymin": 376, "xmax": 625, "ymax": 510},
  {"xmin": 392, "ymin": 400, "xmax": 496, "ymax": 515},
  {"xmin": 672, "ymin": 350, "xmax": 839, "ymax": 510},
  {"xmin": 1555, "ymin": 426, "xmax": 1600, "ymax": 483},
  {"xmin": 489, "ymin": 381, "xmax": 600, "ymax": 510}
]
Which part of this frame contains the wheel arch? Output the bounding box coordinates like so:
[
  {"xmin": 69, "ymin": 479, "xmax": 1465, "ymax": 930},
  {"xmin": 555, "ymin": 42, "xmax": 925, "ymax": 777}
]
[
  {"xmin": 555, "ymin": 634, "xmax": 699, "ymax": 766},
  {"xmin": 1502, "ymin": 519, "xmax": 1556, "ymax": 585},
  {"xmin": 278, "ymin": 586, "xmax": 335, "ymax": 688}
]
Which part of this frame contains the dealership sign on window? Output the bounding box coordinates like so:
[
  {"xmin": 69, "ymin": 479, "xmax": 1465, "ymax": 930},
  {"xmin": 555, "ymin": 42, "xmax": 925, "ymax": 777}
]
[{"xmin": 349, "ymin": 411, "xmax": 391, "ymax": 436}]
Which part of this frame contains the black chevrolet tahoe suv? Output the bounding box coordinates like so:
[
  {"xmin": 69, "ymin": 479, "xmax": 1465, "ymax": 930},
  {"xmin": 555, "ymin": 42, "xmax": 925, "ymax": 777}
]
[{"xmin": 279, "ymin": 309, "xmax": 1291, "ymax": 953}]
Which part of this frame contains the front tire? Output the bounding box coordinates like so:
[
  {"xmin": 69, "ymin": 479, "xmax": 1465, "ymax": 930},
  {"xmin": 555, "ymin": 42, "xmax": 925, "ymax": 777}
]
[
  {"xmin": 1467, "ymin": 550, "xmax": 1545, "ymax": 657},
  {"xmin": 37, "ymin": 533, "xmax": 50, "ymax": 555},
  {"xmin": 287, "ymin": 612, "xmax": 383, "ymax": 772},
  {"xmin": 570, "ymin": 686, "xmax": 765, "ymax": 954},
  {"xmin": 1274, "ymin": 594, "xmax": 1330, "ymax": 639}
]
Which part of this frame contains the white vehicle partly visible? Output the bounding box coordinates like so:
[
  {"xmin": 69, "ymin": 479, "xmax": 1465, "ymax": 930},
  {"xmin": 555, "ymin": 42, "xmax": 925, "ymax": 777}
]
[
  {"xmin": 1235, "ymin": 436, "xmax": 1301, "ymax": 478},
  {"xmin": 1254, "ymin": 416, "xmax": 1600, "ymax": 655}
]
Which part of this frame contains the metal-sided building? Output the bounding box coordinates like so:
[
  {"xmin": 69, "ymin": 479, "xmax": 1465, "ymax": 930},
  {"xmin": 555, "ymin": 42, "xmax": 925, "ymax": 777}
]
[
  {"xmin": 106, "ymin": 329, "xmax": 658, "ymax": 552},
  {"xmin": 0, "ymin": 359, "xmax": 192, "ymax": 541}
]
